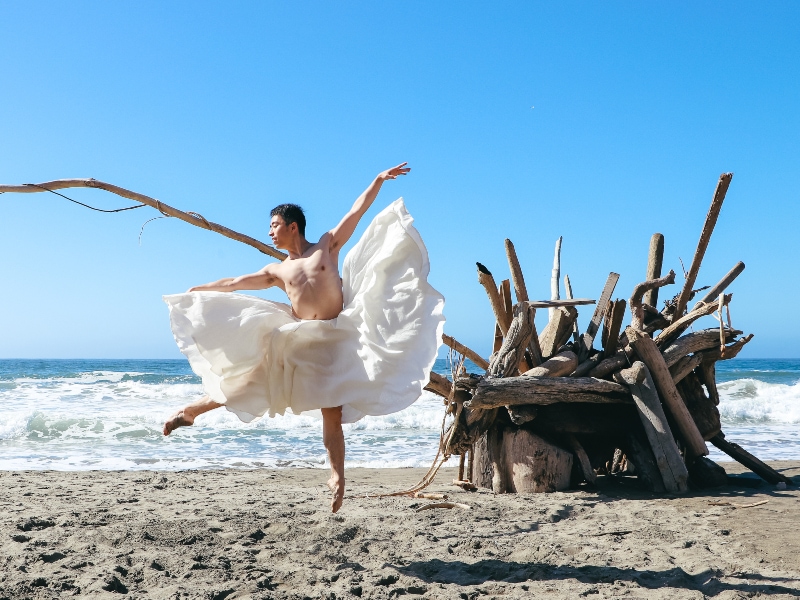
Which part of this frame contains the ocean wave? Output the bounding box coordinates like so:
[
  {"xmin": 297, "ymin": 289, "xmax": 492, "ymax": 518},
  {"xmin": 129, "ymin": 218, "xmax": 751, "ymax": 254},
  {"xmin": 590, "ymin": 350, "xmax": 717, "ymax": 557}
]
[{"xmin": 718, "ymin": 378, "xmax": 800, "ymax": 424}]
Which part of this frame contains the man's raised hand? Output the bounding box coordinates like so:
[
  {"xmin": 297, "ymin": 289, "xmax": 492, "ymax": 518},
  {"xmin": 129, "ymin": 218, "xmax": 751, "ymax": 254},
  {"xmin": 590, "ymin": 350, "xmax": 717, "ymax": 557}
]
[{"xmin": 378, "ymin": 162, "xmax": 411, "ymax": 181}]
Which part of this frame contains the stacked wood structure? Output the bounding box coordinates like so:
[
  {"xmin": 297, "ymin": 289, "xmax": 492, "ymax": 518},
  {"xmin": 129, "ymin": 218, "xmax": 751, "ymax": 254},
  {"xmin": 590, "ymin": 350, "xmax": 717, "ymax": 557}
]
[{"xmin": 425, "ymin": 173, "xmax": 791, "ymax": 494}]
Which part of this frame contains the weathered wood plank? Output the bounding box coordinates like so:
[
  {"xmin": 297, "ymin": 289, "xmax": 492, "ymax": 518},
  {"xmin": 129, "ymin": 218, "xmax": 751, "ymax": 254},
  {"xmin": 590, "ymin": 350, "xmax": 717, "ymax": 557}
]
[
  {"xmin": 617, "ymin": 361, "xmax": 689, "ymax": 493},
  {"xmin": 673, "ymin": 172, "xmax": 733, "ymax": 319},
  {"xmin": 662, "ymin": 329, "xmax": 742, "ymax": 368},
  {"xmin": 710, "ymin": 433, "xmax": 792, "ymax": 485},
  {"xmin": 523, "ymin": 351, "xmax": 578, "ymax": 378},
  {"xmin": 643, "ymin": 233, "xmax": 665, "ymax": 308},
  {"xmin": 579, "ymin": 272, "xmax": 620, "ymax": 359},
  {"xmin": 627, "ymin": 328, "xmax": 709, "ymax": 457},
  {"xmin": 467, "ymin": 376, "xmax": 630, "ymax": 410},
  {"xmin": 695, "ymin": 261, "xmax": 745, "ymax": 307}
]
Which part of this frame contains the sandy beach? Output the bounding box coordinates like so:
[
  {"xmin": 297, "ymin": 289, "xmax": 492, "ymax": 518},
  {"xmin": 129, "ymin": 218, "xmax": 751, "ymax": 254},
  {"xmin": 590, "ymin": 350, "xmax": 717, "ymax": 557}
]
[{"xmin": 2, "ymin": 463, "xmax": 800, "ymax": 599}]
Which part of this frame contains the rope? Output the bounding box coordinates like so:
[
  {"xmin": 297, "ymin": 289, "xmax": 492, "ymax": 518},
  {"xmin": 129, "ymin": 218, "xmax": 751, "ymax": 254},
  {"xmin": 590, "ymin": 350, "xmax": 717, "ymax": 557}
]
[
  {"xmin": 22, "ymin": 183, "xmax": 146, "ymax": 213},
  {"xmin": 374, "ymin": 352, "xmax": 468, "ymax": 498}
]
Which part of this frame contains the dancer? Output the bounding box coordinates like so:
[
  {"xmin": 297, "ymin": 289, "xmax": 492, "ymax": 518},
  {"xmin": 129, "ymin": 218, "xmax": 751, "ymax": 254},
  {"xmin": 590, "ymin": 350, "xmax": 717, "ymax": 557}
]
[{"xmin": 162, "ymin": 163, "xmax": 445, "ymax": 512}]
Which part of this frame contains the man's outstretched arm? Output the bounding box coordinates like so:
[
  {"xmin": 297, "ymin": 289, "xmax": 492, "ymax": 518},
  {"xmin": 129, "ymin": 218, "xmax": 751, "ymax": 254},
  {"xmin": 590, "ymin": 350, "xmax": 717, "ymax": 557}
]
[
  {"xmin": 329, "ymin": 162, "xmax": 410, "ymax": 251},
  {"xmin": 188, "ymin": 264, "xmax": 280, "ymax": 293}
]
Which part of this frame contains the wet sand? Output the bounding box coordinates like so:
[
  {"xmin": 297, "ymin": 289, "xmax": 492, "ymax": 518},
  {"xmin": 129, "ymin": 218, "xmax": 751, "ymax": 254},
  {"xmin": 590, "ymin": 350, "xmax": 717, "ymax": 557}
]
[{"xmin": 2, "ymin": 462, "xmax": 799, "ymax": 599}]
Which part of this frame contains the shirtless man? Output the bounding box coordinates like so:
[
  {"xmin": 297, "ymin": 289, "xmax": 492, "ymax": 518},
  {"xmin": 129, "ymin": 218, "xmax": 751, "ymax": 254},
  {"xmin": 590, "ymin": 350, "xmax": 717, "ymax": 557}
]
[{"xmin": 163, "ymin": 162, "xmax": 410, "ymax": 512}]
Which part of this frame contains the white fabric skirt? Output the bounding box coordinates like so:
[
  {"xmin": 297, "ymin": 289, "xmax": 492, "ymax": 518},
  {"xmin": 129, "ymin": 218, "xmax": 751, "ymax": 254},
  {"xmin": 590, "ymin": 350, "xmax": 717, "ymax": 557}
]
[{"xmin": 163, "ymin": 198, "xmax": 445, "ymax": 424}]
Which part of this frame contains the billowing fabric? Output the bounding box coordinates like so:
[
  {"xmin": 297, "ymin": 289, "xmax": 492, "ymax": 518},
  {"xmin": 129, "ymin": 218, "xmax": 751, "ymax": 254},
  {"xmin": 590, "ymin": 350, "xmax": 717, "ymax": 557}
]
[{"xmin": 163, "ymin": 198, "xmax": 445, "ymax": 424}]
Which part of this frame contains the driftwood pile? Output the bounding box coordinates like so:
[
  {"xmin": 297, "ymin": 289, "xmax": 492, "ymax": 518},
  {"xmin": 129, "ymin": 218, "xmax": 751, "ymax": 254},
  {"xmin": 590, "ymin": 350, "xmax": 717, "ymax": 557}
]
[{"xmin": 425, "ymin": 173, "xmax": 791, "ymax": 494}]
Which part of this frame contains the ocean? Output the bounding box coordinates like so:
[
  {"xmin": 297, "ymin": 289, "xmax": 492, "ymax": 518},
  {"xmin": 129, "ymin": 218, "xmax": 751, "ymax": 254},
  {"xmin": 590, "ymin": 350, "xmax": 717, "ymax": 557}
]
[{"xmin": 1, "ymin": 358, "xmax": 799, "ymax": 471}]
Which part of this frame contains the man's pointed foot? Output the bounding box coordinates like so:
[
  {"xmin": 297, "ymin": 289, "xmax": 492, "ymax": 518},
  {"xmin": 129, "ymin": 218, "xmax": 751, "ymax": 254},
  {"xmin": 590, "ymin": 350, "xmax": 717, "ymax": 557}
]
[
  {"xmin": 327, "ymin": 476, "xmax": 344, "ymax": 513},
  {"xmin": 163, "ymin": 410, "xmax": 194, "ymax": 436}
]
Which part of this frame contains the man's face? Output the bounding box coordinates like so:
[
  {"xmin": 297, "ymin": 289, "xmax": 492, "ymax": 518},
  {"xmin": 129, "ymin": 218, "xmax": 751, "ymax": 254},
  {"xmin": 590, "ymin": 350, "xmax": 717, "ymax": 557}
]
[{"xmin": 269, "ymin": 215, "xmax": 295, "ymax": 249}]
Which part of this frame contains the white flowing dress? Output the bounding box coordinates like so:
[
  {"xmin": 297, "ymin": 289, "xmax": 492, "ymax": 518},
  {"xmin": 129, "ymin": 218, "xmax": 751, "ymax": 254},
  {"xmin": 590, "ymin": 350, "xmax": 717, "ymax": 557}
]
[{"xmin": 163, "ymin": 198, "xmax": 445, "ymax": 424}]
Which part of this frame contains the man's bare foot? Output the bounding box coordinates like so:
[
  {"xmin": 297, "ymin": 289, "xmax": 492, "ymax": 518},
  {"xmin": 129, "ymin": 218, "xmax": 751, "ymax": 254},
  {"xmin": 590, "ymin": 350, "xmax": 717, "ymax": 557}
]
[
  {"xmin": 163, "ymin": 410, "xmax": 194, "ymax": 436},
  {"xmin": 327, "ymin": 475, "xmax": 344, "ymax": 513}
]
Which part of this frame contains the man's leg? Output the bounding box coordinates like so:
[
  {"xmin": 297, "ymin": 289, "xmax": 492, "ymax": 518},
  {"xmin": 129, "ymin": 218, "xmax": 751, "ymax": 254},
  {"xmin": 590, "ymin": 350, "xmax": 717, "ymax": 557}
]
[
  {"xmin": 163, "ymin": 395, "xmax": 222, "ymax": 435},
  {"xmin": 321, "ymin": 406, "xmax": 345, "ymax": 513}
]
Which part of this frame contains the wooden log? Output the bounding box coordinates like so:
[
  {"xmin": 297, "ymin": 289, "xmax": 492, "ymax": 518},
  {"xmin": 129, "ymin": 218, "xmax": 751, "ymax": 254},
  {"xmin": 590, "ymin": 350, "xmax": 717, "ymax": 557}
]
[
  {"xmin": 489, "ymin": 305, "xmax": 533, "ymax": 378},
  {"xmin": 643, "ymin": 233, "xmax": 665, "ymax": 308},
  {"xmin": 550, "ymin": 236, "xmax": 562, "ymax": 320},
  {"xmin": 507, "ymin": 405, "xmax": 538, "ymax": 426},
  {"xmin": 654, "ymin": 293, "xmax": 731, "ymax": 348},
  {"xmin": 668, "ymin": 353, "xmax": 704, "ymax": 385},
  {"xmin": 699, "ymin": 361, "xmax": 719, "ymax": 405},
  {"xmin": 539, "ymin": 306, "xmax": 578, "ymax": 359},
  {"xmin": 571, "ymin": 353, "xmax": 604, "ymax": 378},
  {"xmin": 505, "ymin": 239, "xmax": 529, "ymax": 303},
  {"xmin": 523, "ymin": 351, "xmax": 578, "ymax": 378},
  {"xmin": 688, "ymin": 456, "xmax": 728, "ymax": 489},
  {"xmin": 695, "ymin": 261, "xmax": 745, "ymax": 307},
  {"xmin": 466, "ymin": 447, "xmax": 474, "ymax": 484},
  {"xmin": 578, "ymin": 272, "xmax": 620, "ymax": 360},
  {"xmin": 710, "ymin": 433, "xmax": 792, "ymax": 485},
  {"xmin": 500, "ymin": 279, "xmax": 513, "ymax": 326},
  {"xmin": 502, "ymin": 429, "xmax": 573, "ymax": 493},
  {"xmin": 629, "ymin": 270, "xmax": 676, "ymax": 331},
  {"xmin": 602, "ymin": 299, "xmax": 627, "ymax": 356},
  {"xmin": 701, "ymin": 333, "xmax": 753, "ymax": 363},
  {"xmin": 617, "ymin": 361, "xmax": 689, "ymax": 493},
  {"xmin": 472, "ymin": 431, "xmax": 493, "ymax": 490},
  {"xmin": 525, "ymin": 305, "xmax": 544, "ymax": 368},
  {"xmin": 626, "ymin": 328, "xmax": 708, "ymax": 457},
  {"xmin": 566, "ymin": 434, "xmax": 597, "ymax": 485},
  {"xmin": 589, "ymin": 352, "xmax": 628, "ymax": 379},
  {"xmin": 673, "ymin": 172, "xmax": 733, "ymax": 319},
  {"xmin": 477, "ymin": 263, "xmax": 512, "ymax": 335},
  {"xmin": 622, "ymin": 432, "xmax": 666, "ymax": 493},
  {"xmin": 441, "ymin": 334, "xmax": 489, "ymax": 371},
  {"xmin": 467, "ymin": 376, "xmax": 630, "ymax": 410},
  {"xmin": 677, "ymin": 372, "xmax": 721, "ymax": 440},
  {"xmin": 424, "ymin": 372, "xmax": 453, "ymax": 398},
  {"xmin": 0, "ymin": 178, "xmax": 288, "ymax": 260},
  {"xmin": 458, "ymin": 453, "xmax": 466, "ymax": 481},
  {"xmin": 564, "ymin": 274, "xmax": 581, "ymax": 344},
  {"xmin": 662, "ymin": 329, "xmax": 742, "ymax": 368},
  {"xmin": 492, "ymin": 323, "xmax": 503, "ymax": 354}
]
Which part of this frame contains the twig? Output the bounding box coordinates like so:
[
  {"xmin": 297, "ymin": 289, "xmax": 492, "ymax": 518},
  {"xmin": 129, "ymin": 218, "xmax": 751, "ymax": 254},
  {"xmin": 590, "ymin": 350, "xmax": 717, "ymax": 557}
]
[{"xmin": 416, "ymin": 502, "xmax": 471, "ymax": 512}]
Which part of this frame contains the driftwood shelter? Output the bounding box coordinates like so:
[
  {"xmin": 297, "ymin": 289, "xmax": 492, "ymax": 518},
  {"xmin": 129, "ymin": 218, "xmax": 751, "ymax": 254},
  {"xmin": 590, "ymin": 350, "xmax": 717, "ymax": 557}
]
[
  {"xmin": 0, "ymin": 173, "xmax": 789, "ymax": 496},
  {"xmin": 424, "ymin": 173, "xmax": 791, "ymax": 495}
]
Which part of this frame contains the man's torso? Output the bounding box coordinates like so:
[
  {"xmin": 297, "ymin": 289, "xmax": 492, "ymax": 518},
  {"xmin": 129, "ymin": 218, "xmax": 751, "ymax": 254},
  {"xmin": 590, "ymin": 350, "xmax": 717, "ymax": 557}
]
[{"xmin": 271, "ymin": 233, "xmax": 344, "ymax": 320}]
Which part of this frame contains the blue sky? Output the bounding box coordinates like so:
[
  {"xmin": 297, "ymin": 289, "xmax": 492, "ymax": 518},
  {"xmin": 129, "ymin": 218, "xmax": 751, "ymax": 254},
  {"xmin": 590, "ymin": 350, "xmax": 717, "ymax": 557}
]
[{"xmin": 1, "ymin": 2, "xmax": 799, "ymax": 359}]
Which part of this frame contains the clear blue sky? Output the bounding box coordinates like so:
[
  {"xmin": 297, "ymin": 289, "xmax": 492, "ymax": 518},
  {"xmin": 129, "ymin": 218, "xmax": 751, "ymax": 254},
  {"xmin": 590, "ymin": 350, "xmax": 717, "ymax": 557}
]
[{"xmin": 1, "ymin": 3, "xmax": 799, "ymax": 359}]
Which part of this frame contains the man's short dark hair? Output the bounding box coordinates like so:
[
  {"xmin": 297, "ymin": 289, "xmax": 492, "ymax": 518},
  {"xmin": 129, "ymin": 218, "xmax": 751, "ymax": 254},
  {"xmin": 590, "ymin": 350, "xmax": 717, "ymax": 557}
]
[{"xmin": 270, "ymin": 203, "xmax": 306, "ymax": 237}]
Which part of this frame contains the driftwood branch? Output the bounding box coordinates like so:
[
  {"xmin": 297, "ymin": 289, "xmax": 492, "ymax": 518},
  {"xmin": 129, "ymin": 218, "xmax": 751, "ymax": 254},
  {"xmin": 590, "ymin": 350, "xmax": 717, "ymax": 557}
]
[
  {"xmin": 579, "ymin": 272, "xmax": 619, "ymax": 359},
  {"xmin": 661, "ymin": 328, "xmax": 742, "ymax": 368},
  {"xmin": 442, "ymin": 333, "xmax": 490, "ymax": 371},
  {"xmin": 489, "ymin": 306, "xmax": 533, "ymax": 378},
  {"xmin": 654, "ymin": 293, "xmax": 731, "ymax": 348},
  {"xmin": 477, "ymin": 263, "xmax": 511, "ymax": 335},
  {"xmin": 550, "ymin": 236, "xmax": 562, "ymax": 320},
  {"xmin": 0, "ymin": 178, "xmax": 287, "ymax": 260},
  {"xmin": 626, "ymin": 328, "xmax": 709, "ymax": 457},
  {"xmin": 466, "ymin": 376, "xmax": 631, "ymax": 409},
  {"xmin": 505, "ymin": 239, "xmax": 528, "ymax": 303},
  {"xmin": 673, "ymin": 172, "xmax": 733, "ymax": 318},
  {"xmin": 629, "ymin": 270, "xmax": 676, "ymax": 331},
  {"xmin": 643, "ymin": 233, "xmax": 665, "ymax": 308},
  {"xmin": 710, "ymin": 433, "xmax": 791, "ymax": 485},
  {"xmin": 602, "ymin": 299, "xmax": 627, "ymax": 355},
  {"xmin": 564, "ymin": 274, "xmax": 581, "ymax": 344},
  {"xmin": 617, "ymin": 361, "xmax": 689, "ymax": 493},
  {"xmin": 424, "ymin": 372, "xmax": 453, "ymax": 398},
  {"xmin": 524, "ymin": 351, "xmax": 578, "ymax": 378},
  {"xmin": 695, "ymin": 261, "xmax": 745, "ymax": 307}
]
